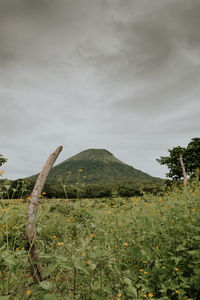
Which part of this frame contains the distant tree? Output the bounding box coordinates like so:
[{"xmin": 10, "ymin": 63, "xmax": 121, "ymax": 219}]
[
  {"xmin": 157, "ymin": 146, "xmax": 186, "ymax": 180},
  {"xmin": 185, "ymin": 138, "xmax": 200, "ymax": 174},
  {"xmin": 0, "ymin": 154, "xmax": 7, "ymax": 167},
  {"xmin": 157, "ymin": 137, "xmax": 200, "ymax": 185}
]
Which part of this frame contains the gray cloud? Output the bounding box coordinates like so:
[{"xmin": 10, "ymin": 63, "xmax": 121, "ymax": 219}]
[{"xmin": 0, "ymin": 0, "xmax": 200, "ymax": 179}]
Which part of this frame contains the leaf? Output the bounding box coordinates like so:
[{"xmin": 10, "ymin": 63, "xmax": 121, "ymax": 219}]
[
  {"xmin": 43, "ymin": 264, "xmax": 57, "ymax": 278},
  {"xmin": 43, "ymin": 295, "xmax": 59, "ymax": 300},
  {"xmin": 39, "ymin": 281, "xmax": 53, "ymax": 291},
  {"xmin": 123, "ymin": 277, "xmax": 132, "ymax": 286},
  {"xmin": 0, "ymin": 200, "xmax": 5, "ymax": 209},
  {"xmin": 74, "ymin": 259, "xmax": 89, "ymax": 274},
  {"xmin": 127, "ymin": 286, "xmax": 137, "ymax": 297}
]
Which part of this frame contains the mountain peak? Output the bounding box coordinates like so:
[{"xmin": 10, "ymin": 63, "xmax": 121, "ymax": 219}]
[
  {"xmin": 29, "ymin": 148, "xmax": 154, "ymax": 183},
  {"xmin": 65, "ymin": 148, "xmax": 124, "ymax": 164}
]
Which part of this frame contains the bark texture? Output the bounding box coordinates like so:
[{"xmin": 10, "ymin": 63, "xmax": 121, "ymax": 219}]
[{"xmin": 25, "ymin": 146, "xmax": 62, "ymax": 282}]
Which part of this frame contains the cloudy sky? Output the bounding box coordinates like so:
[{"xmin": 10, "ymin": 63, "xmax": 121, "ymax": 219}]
[{"xmin": 1, "ymin": 0, "xmax": 200, "ymax": 179}]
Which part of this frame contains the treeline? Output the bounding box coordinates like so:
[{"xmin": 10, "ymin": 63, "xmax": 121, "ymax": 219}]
[{"xmin": 0, "ymin": 178, "xmax": 166, "ymax": 199}]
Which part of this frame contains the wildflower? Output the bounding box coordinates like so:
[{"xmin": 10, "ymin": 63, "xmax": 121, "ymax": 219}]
[
  {"xmin": 68, "ymin": 171, "xmax": 72, "ymax": 174},
  {"xmin": 175, "ymin": 267, "xmax": 179, "ymax": 271},
  {"xmin": 42, "ymin": 192, "xmax": 46, "ymax": 195},
  {"xmin": 82, "ymin": 253, "xmax": 86, "ymax": 257},
  {"xmin": 107, "ymin": 211, "xmax": 111, "ymax": 214},
  {"xmin": 148, "ymin": 292, "xmax": 153, "ymax": 298},
  {"xmin": 175, "ymin": 290, "xmax": 179, "ymax": 294},
  {"xmin": 27, "ymin": 196, "xmax": 31, "ymax": 200},
  {"xmin": 86, "ymin": 261, "xmax": 89, "ymax": 265},
  {"xmin": 139, "ymin": 269, "xmax": 143, "ymax": 272},
  {"xmin": 83, "ymin": 175, "xmax": 87, "ymax": 179},
  {"xmin": 52, "ymin": 235, "xmax": 57, "ymax": 239},
  {"xmin": 90, "ymin": 233, "xmax": 94, "ymax": 237},
  {"xmin": 1, "ymin": 209, "xmax": 6, "ymax": 212},
  {"xmin": 12, "ymin": 226, "xmax": 18, "ymax": 230},
  {"xmin": 117, "ymin": 293, "xmax": 122, "ymax": 297},
  {"xmin": 155, "ymin": 245, "xmax": 159, "ymax": 249},
  {"xmin": 123, "ymin": 242, "xmax": 128, "ymax": 246},
  {"xmin": 162, "ymin": 266, "xmax": 166, "ymax": 269},
  {"xmin": 0, "ymin": 170, "xmax": 4, "ymax": 174},
  {"xmin": 144, "ymin": 272, "xmax": 148, "ymax": 275},
  {"xmin": 78, "ymin": 169, "xmax": 83, "ymax": 172},
  {"xmin": 26, "ymin": 290, "xmax": 31, "ymax": 295},
  {"xmin": 68, "ymin": 217, "xmax": 73, "ymax": 222},
  {"xmin": 143, "ymin": 261, "xmax": 148, "ymax": 263},
  {"xmin": 15, "ymin": 248, "xmax": 19, "ymax": 251},
  {"xmin": 57, "ymin": 242, "xmax": 64, "ymax": 246}
]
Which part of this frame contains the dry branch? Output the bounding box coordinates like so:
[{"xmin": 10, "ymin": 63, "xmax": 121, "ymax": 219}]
[{"xmin": 25, "ymin": 146, "xmax": 62, "ymax": 282}]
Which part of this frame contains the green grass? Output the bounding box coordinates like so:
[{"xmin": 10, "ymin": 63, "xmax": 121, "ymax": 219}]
[{"xmin": 0, "ymin": 183, "xmax": 200, "ymax": 299}]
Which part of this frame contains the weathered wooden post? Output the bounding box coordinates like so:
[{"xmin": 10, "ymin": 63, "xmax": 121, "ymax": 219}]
[
  {"xmin": 179, "ymin": 154, "xmax": 187, "ymax": 187},
  {"xmin": 25, "ymin": 146, "xmax": 63, "ymax": 282}
]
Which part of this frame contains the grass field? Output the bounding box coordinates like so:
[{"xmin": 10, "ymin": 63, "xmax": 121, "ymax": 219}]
[{"xmin": 0, "ymin": 183, "xmax": 200, "ymax": 299}]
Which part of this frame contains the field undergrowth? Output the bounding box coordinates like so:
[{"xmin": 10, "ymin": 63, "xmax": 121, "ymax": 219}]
[{"xmin": 0, "ymin": 183, "xmax": 200, "ymax": 299}]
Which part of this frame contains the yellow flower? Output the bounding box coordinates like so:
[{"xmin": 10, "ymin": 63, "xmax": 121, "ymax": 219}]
[
  {"xmin": 1, "ymin": 209, "xmax": 7, "ymax": 212},
  {"xmin": 82, "ymin": 253, "xmax": 86, "ymax": 257},
  {"xmin": 0, "ymin": 170, "xmax": 4, "ymax": 174},
  {"xmin": 107, "ymin": 211, "xmax": 112, "ymax": 214},
  {"xmin": 52, "ymin": 235, "xmax": 57, "ymax": 239},
  {"xmin": 148, "ymin": 292, "xmax": 153, "ymax": 298},
  {"xmin": 155, "ymin": 245, "xmax": 159, "ymax": 249},
  {"xmin": 83, "ymin": 175, "xmax": 87, "ymax": 179},
  {"xmin": 175, "ymin": 267, "xmax": 179, "ymax": 271},
  {"xmin": 68, "ymin": 171, "xmax": 72, "ymax": 174},
  {"xmin": 117, "ymin": 293, "xmax": 122, "ymax": 297},
  {"xmin": 139, "ymin": 269, "xmax": 143, "ymax": 272},
  {"xmin": 175, "ymin": 290, "xmax": 179, "ymax": 294},
  {"xmin": 144, "ymin": 272, "xmax": 148, "ymax": 275},
  {"xmin": 162, "ymin": 266, "xmax": 166, "ymax": 269},
  {"xmin": 12, "ymin": 226, "xmax": 18, "ymax": 230},
  {"xmin": 57, "ymin": 242, "xmax": 64, "ymax": 246},
  {"xmin": 123, "ymin": 242, "xmax": 128, "ymax": 246},
  {"xmin": 26, "ymin": 290, "xmax": 31, "ymax": 295},
  {"xmin": 78, "ymin": 169, "xmax": 83, "ymax": 172},
  {"xmin": 143, "ymin": 261, "xmax": 148, "ymax": 263},
  {"xmin": 42, "ymin": 192, "xmax": 46, "ymax": 195},
  {"xmin": 27, "ymin": 196, "xmax": 31, "ymax": 200},
  {"xmin": 90, "ymin": 233, "xmax": 94, "ymax": 237}
]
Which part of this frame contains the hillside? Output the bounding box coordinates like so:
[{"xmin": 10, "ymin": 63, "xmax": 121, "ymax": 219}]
[{"xmin": 29, "ymin": 149, "xmax": 156, "ymax": 184}]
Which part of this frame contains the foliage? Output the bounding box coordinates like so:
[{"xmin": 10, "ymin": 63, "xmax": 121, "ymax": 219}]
[
  {"xmin": 157, "ymin": 137, "xmax": 200, "ymax": 180},
  {"xmin": 0, "ymin": 154, "xmax": 7, "ymax": 167},
  {"xmin": 0, "ymin": 182, "xmax": 200, "ymax": 299}
]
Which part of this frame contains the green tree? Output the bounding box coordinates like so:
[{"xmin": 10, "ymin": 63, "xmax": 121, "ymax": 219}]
[
  {"xmin": 0, "ymin": 154, "xmax": 7, "ymax": 167},
  {"xmin": 157, "ymin": 137, "xmax": 200, "ymax": 181},
  {"xmin": 185, "ymin": 137, "xmax": 200, "ymax": 174}
]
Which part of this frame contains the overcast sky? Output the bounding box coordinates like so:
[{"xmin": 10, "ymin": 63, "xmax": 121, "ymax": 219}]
[{"xmin": 1, "ymin": 0, "xmax": 200, "ymax": 179}]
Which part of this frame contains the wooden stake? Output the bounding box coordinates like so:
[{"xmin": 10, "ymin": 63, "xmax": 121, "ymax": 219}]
[
  {"xmin": 179, "ymin": 154, "xmax": 187, "ymax": 187},
  {"xmin": 25, "ymin": 146, "xmax": 62, "ymax": 282}
]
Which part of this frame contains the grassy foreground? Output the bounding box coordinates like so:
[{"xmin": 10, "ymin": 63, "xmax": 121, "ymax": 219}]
[{"xmin": 0, "ymin": 184, "xmax": 200, "ymax": 299}]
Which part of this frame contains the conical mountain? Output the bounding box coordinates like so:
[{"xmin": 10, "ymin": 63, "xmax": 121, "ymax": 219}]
[{"xmin": 29, "ymin": 149, "xmax": 154, "ymax": 183}]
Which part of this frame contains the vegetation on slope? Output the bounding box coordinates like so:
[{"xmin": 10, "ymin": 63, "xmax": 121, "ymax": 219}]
[
  {"xmin": 29, "ymin": 149, "xmax": 155, "ymax": 184},
  {"xmin": 0, "ymin": 181, "xmax": 200, "ymax": 299}
]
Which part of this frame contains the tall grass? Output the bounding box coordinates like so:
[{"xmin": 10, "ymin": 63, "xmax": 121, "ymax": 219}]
[{"xmin": 0, "ymin": 183, "xmax": 200, "ymax": 299}]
